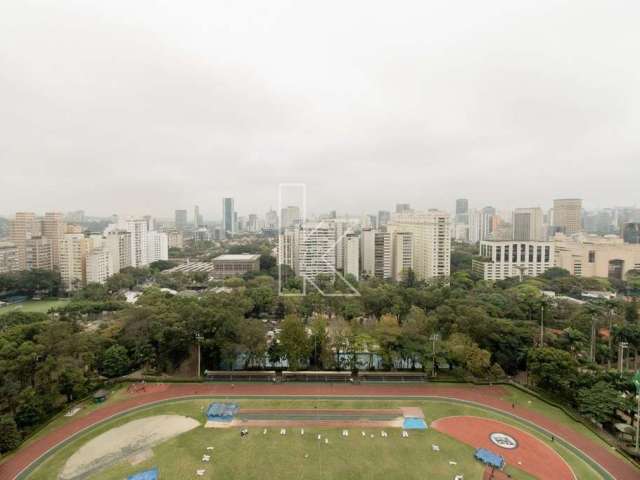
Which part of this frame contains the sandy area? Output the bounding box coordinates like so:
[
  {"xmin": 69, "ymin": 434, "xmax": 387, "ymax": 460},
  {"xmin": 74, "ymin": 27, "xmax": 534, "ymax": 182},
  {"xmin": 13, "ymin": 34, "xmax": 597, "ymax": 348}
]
[{"xmin": 60, "ymin": 415, "xmax": 199, "ymax": 479}]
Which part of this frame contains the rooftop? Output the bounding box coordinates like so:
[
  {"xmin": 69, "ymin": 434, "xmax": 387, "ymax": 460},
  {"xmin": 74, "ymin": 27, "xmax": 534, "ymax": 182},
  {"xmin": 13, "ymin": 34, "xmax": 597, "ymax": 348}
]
[{"xmin": 214, "ymin": 254, "xmax": 260, "ymax": 261}]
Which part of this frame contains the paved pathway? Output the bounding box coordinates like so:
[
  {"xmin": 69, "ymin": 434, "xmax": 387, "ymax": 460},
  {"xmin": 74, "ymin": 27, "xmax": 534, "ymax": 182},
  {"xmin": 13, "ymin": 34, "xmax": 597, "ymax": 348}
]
[{"xmin": 0, "ymin": 383, "xmax": 637, "ymax": 480}]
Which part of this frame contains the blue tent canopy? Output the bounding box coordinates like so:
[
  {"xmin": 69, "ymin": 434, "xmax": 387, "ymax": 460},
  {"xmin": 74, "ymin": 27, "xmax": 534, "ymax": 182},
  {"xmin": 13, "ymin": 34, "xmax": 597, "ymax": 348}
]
[
  {"xmin": 474, "ymin": 448, "xmax": 505, "ymax": 469},
  {"xmin": 206, "ymin": 402, "xmax": 239, "ymax": 422},
  {"xmin": 128, "ymin": 468, "xmax": 158, "ymax": 480}
]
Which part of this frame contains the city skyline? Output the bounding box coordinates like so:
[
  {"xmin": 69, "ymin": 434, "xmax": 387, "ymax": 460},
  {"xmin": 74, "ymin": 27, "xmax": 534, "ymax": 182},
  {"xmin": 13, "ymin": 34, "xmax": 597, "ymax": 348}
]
[{"xmin": 1, "ymin": 2, "xmax": 640, "ymax": 215}]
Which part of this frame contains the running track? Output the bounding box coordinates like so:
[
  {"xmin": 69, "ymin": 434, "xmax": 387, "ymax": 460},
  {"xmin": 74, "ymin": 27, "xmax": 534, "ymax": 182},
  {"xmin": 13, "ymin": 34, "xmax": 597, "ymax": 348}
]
[{"xmin": 0, "ymin": 383, "xmax": 637, "ymax": 480}]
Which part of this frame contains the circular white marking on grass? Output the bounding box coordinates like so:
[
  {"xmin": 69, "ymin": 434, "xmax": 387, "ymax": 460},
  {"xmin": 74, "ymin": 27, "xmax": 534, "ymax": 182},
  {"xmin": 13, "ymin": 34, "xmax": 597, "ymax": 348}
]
[{"xmin": 489, "ymin": 432, "xmax": 518, "ymax": 449}]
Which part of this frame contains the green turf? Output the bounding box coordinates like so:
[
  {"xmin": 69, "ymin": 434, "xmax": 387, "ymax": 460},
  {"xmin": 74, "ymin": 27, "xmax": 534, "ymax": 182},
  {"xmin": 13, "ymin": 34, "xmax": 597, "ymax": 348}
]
[
  {"xmin": 0, "ymin": 298, "xmax": 69, "ymax": 315},
  {"xmin": 26, "ymin": 398, "xmax": 604, "ymax": 480}
]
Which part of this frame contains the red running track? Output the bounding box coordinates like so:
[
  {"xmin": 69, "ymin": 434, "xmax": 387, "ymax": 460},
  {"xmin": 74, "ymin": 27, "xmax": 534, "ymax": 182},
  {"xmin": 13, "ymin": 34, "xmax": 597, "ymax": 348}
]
[
  {"xmin": 0, "ymin": 383, "xmax": 637, "ymax": 480},
  {"xmin": 432, "ymin": 416, "xmax": 575, "ymax": 480}
]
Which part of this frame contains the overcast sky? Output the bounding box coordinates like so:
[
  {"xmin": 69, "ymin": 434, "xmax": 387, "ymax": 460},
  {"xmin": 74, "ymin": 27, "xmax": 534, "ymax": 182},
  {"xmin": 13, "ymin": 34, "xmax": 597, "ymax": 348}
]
[{"xmin": 1, "ymin": 1, "xmax": 639, "ymax": 219}]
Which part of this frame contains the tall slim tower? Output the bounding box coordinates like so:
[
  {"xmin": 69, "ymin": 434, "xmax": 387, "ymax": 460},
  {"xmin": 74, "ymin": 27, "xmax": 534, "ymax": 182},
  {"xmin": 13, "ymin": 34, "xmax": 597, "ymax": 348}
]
[
  {"xmin": 175, "ymin": 210, "xmax": 188, "ymax": 232},
  {"xmin": 222, "ymin": 198, "xmax": 235, "ymax": 235},
  {"xmin": 43, "ymin": 212, "xmax": 65, "ymax": 269}
]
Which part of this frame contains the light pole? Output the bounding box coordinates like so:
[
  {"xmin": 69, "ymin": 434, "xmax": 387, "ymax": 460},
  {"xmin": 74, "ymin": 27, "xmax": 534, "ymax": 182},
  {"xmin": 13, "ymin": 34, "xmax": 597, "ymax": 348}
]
[
  {"xmin": 195, "ymin": 332, "xmax": 203, "ymax": 378},
  {"xmin": 430, "ymin": 333, "xmax": 440, "ymax": 377},
  {"xmin": 619, "ymin": 342, "xmax": 629, "ymax": 374},
  {"xmin": 540, "ymin": 304, "xmax": 545, "ymax": 348}
]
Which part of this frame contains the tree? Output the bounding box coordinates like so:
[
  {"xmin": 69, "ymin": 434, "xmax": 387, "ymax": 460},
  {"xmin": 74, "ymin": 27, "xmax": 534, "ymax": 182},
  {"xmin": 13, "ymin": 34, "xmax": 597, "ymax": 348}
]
[
  {"xmin": 576, "ymin": 381, "xmax": 626, "ymax": 425},
  {"xmin": 237, "ymin": 319, "xmax": 268, "ymax": 368},
  {"xmin": 100, "ymin": 345, "xmax": 131, "ymax": 378},
  {"xmin": 105, "ymin": 272, "xmax": 136, "ymax": 292},
  {"xmin": 0, "ymin": 415, "xmax": 21, "ymax": 453},
  {"xmin": 527, "ymin": 347, "xmax": 578, "ymax": 399},
  {"xmin": 279, "ymin": 315, "xmax": 310, "ymax": 371}
]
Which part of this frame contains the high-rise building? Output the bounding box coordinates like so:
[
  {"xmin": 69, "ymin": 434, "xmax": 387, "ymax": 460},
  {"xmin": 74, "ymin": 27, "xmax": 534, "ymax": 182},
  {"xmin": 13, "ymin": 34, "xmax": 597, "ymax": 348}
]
[
  {"xmin": 126, "ymin": 219, "xmax": 149, "ymax": 267},
  {"xmin": 25, "ymin": 237, "xmax": 53, "ymax": 271},
  {"xmin": 86, "ymin": 248, "xmax": 113, "ymax": 285},
  {"xmin": 553, "ymin": 198, "xmax": 582, "ymax": 235},
  {"xmin": 105, "ymin": 230, "xmax": 131, "ymax": 273},
  {"xmin": 513, "ymin": 207, "xmax": 544, "ymax": 241},
  {"xmin": 43, "ymin": 212, "xmax": 65, "ymax": 269},
  {"xmin": 0, "ymin": 241, "xmax": 19, "ymax": 274},
  {"xmin": 392, "ymin": 232, "xmax": 413, "ymax": 281},
  {"xmin": 343, "ymin": 233, "xmax": 360, "ymax": 280},
  {"xmin": 468, "ymin": 208, "xmax": 495, "ymax": 243},
  {"xmin": 278, "ymin": 226, "xmax": 299, "ymax": 272},
  {"xmin": 377, "ymin": 210, "xmax": 391, "ymax": 227},
  {"xmin": 395, "ymin": 203, "xmax": 412, "ymax": 214},
  {"xmin": 59, "ymin": 233, "xmax": 88, "ymax": 291},
  {"xmin": 360, "ymin": 229, "xmax": 391, "ymax": 279},
  {"xmin": 146, "ymin": 231, "xmax": 169, "ymax": 263},
  {"xmin": 66, "ymin": 210, "xmax": 85, "ymax": 224},
  {"xmin": 455, "ymin": 199, "xmax": 469, "ymax": 224},
  {"xmin": 280, "ymin": 206, "xmax": 301, "ymax": 229},
  {"xmin": 388, "ymin": 211, "xmax": 450, "ymax": 280},
  {"xmin": 265, "ymin": 209, "xmax": 279, "ymax": 230},
  {"xmin": 373, "ymin": 231, "xmax": 392, "ymax": 279},
  {"xmin": 298, "ymin": 222, "xmax": 336, "ymax": 281},
  {"xmin": 194, "ymin": 205, "xmax": 202, "ymax": 228},
  {"xmin": 622, "ymin": 223, "xmax": 640, "ymax": 244},
  {"xmin": 222, "ymin": 198, "xmax": 236, "ymax": 235},
  {"xmin": 9, "ymin": 212, "xmax": 36, "ymax": 270},
  {"xmin": 166, "ymin": 230, "xmax": 184, "ymax": 250},
  {"xmin": 175, "ymin": 210, "xmax": 188, "ymax": 232}
]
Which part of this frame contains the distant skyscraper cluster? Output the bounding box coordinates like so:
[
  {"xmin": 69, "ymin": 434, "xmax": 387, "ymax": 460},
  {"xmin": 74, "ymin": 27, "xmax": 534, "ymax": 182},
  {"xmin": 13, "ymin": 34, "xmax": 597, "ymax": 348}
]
[
  {"xmin": 277, "ymin": 206, "xmax": 451, "ymax": 285},
  {"xmin": 0, "ymin": 211, "xmax": 168, "ymax": 291}
]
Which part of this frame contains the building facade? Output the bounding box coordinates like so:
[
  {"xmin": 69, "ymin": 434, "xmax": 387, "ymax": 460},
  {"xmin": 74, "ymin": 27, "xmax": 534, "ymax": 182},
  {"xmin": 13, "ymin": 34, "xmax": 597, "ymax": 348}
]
[
  {"xmin": 212, "ymin": 254, "xmax": 260, "ymax": 279},
  {"xmin": 513, "ymin": 207, "xmax": 544, "ymax": 241},
  {"xmin": 472, "ymin": 240, "xmax": 554, "ymax": 281},
  {"xmin": 297, "ymin": 222, "xmax": 336, "ymax": 281},
  {"xmin": 392, "ymin": 231, "xmax": 413, "ymax": 281},
  {"xmin": 343, "ymin": 233, "xmax": 360, "ymax": 280},
  {"xmin": 388, "ymin": 211, "xmax": 450, "ymax": 280},
  {"xmin": 554, "ymin": 234, "xmax": 640, "ymax": 280},
  {"xmin": 43, "ymin": 212, "xmax": 65, "ymax": 269},
  {"xmin": 222, "ymin": 197, "xmax": 236, "ymax": 235},
  {"xmin": 0, "ymin": 242, "xmax": 19, "ymax": 274},
  {"xmin": 553, "ymin": 198, "xmax": 582, "ymax": 235}
]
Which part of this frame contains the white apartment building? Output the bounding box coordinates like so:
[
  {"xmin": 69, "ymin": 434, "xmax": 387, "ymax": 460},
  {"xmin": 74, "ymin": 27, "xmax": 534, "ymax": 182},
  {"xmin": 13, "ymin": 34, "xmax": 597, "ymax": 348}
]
[
  {"xmin": 86, "ymin": 248, "xmax": 113, "ymax": 284},
  {"xmin": 105, "ymin": 230, "xmax": 132, "ymax": 274},
  {"xmin": 472, "ymin": 240, "xmax": 554, "ymax": 281},
  {"xmin": 554, "ymin": 234, "xmax": 640, "ymax": 280},
  {"xmin": 297, "ymin": 222, "xmax": 336, "ymax": 281},
  {"xmin": 146, "ymin": 231, "xmax": 169, "ymax": 263},
  {"xmin": 360, "ymin": 229, "xmax": 392, "ymax": 279},
  {"xmin": 126, "ymin": 219, "xmax": 149, "ymax": 267},
  {"xmin": 392, "ymin": 231, "xmax": 413, "ymax": 281},
  {"xmin": 388, "ymin": 211, "xmax": 451, "ymax": 280},
  {"xmin": 59, "ymin": 233, "xmax": 88, "ymax": 291},
  {"xmin": 278, "ymin": 226, "xmax": 299, "ymax": 272},
  {"xmin": 343, "ymin": 233, "xmax": 360, "ymax": 280}
]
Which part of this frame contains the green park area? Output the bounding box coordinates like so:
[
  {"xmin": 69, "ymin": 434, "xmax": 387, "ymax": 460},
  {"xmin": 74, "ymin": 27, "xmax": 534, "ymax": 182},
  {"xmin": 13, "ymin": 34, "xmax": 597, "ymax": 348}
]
[
  {"xmin": 0, "ymin": 298, "xmax": 69, "ymax": 315},
  {"xmin": 27, "ymin": 396, "xmax": 602, "ymax": 480}
]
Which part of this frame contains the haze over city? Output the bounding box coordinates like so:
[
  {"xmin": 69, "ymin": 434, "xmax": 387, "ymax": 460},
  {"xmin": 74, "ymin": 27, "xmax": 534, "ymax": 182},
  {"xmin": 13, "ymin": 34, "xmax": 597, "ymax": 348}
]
[{"xmin": 2, "ymin": 1, "xmax": 640, "ymax": 217}]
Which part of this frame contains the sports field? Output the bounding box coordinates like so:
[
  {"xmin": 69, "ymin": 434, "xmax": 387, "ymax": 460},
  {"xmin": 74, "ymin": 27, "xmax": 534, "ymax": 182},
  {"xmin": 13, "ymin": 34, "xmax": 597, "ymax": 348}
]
[
  {"xmin": 0, "ymin": 298, "xmax": 69, "ymax": 315},
  {"xmin": 25, "ymin": 397, "xmax": 601, "ymax": 480}
]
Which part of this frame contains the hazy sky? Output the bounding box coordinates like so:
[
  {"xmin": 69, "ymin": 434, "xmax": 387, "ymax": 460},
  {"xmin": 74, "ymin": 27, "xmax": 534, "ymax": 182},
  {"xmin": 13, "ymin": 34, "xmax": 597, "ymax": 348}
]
[{"xmin": 1, "ymin": 1, "xmax": 639, "ymax": 219}]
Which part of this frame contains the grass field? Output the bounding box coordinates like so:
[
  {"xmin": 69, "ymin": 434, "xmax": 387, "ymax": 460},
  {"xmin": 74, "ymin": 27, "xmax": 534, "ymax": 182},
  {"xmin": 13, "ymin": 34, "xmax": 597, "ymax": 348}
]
[
  {"xmin": 0, "ymin": 298, "xmax": 69, "ymax": 315},
  {"xmin": 27, "ymin": 397, "xmax": 603, "ymax": 480}
]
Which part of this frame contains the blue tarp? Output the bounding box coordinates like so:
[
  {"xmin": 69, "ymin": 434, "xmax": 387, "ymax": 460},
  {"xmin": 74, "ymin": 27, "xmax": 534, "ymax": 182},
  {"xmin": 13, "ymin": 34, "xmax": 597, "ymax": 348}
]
[
  {"xmin": 474, "ymin": 448, "xmax": 504, "ymax": 469},
  {"xmin": 128, "ymin": 468, "xmax": 158, "ymax": 480},
  {"xmin": 402, "ymin": 417, "xmax": 427, "ymax": 430},
  {"xmin": 206, "ymin": 402, "xmax": 239, "ymax": 422}
]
